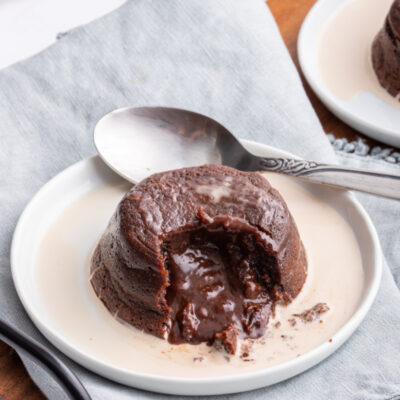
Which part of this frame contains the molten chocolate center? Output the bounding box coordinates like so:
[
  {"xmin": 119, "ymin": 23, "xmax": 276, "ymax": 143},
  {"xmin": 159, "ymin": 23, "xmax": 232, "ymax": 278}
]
[{"xmin": 165, "ymin": 228, "xmax": 277, "ymax": 353}]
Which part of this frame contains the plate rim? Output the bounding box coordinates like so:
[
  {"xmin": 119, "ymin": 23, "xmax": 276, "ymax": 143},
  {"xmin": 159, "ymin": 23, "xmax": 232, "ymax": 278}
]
[
  {"xmin": 10, "ymin": 140, "xmax": 383, "ymax": 395},
  {"xmin": 298, "ymin": 0, "xmax": 400, "ymax": 148}
]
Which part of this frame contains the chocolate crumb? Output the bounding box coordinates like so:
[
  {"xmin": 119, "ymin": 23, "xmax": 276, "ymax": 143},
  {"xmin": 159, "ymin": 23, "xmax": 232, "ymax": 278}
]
[
  {"xmin": 293, "ymin": 303, "xmax": 329, "ymax": 323},
  {"xmin": 288, "ymin": 318, "xmax": 296, "ymax": 327},
  {"xmin": 274, "ymin": 321, "xmax": 281, "ymax": 329},
  {"xmin": 193, "ymin": 357, "xmax": 204, "ymax": 362},
  {"xmin": 240, "ymin": 342, "xmax": 254, "ymax": 360},
  {"xmin": 214, "ymin": 324, "xmax": 238, "ymax": 354}
]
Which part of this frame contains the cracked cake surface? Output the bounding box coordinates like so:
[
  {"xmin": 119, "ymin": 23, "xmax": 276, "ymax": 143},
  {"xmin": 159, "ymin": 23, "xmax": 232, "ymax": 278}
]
[{"xmin": 90, "ymin": 164, "xmax": 307, "ymax": 353}]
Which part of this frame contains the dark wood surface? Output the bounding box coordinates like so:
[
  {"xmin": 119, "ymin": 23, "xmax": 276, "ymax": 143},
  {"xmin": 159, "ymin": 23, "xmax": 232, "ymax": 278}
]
[
  {"xmin": 0, "ymin": 341, "xmax": 44, "ymax": 399},
  {"xmin": 0, "ymin": 1, "xmax": 396, "ymax": 399}
]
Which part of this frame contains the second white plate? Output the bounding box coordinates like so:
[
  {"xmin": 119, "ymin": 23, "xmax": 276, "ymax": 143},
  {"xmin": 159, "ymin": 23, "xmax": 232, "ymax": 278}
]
[{"xmin": 298, "ymin": 0, "xmax": 400, "ymax": 147}]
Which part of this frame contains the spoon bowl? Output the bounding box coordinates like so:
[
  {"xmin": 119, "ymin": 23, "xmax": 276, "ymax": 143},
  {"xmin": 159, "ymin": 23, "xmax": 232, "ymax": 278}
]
[{"xmin": 94, "ymin": 106, "xmax": 257, "ymax": 183}]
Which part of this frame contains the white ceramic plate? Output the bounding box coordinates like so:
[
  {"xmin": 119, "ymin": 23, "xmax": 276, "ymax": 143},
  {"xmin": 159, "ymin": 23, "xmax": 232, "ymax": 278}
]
[
  {"xmin": 298, "ymin": 0, "xmax": 400, "ymax": 147},
  {"xmin": 11, "ymin": 140, "xmax": 382, "ymax": 396}
]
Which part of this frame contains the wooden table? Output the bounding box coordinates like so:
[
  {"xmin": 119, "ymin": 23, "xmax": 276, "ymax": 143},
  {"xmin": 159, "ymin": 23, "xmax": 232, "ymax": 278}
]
[{"xmin": 0, "ymin": 1, "xmax": 396, "ymax": 398}]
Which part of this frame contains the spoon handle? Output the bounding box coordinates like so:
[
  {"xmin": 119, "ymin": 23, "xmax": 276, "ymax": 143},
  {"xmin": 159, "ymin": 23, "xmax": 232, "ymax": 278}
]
[{"xmin": 258, "ymin": 158, "xmax": 400, "ymax": 200}]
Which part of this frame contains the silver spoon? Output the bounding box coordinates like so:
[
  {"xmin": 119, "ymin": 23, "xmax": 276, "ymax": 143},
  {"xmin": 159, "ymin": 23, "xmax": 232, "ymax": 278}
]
[{"xmin": 94, "ymin": 106, "xmax": 400, "ymax": 199}]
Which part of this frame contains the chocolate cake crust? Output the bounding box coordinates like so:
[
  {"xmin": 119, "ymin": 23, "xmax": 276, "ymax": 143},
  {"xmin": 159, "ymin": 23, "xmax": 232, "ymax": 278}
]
[
  {"xmin": 372, "ymin": 0, "xmax": 400, "ymax": 98},
  {"xmin": 90, "ymin": 165, "xmax": 307, "ymax": 353}
]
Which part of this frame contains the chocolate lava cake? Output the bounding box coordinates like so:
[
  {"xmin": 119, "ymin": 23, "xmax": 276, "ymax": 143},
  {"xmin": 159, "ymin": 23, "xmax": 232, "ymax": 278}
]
[
  {"xmin": 90, "ymin": 165, "xmax": 307, "ymax": 354},
  {"xmin": 372, "ymin": 0, "xmax": 400, "ymax": 98}
]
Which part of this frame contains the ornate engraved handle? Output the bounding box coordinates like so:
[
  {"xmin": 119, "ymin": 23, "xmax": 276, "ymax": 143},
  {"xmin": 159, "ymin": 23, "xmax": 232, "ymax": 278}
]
[
  {"xmin": 258, "ymin": 158, "xmax": 400, "ymax": 200},
  {"xmin": 260, "ymin": 158, "xmax": 322, "ymax": 175}
]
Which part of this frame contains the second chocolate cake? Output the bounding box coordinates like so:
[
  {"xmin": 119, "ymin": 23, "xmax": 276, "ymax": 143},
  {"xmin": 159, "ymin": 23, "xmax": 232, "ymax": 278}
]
[
  {"xmin": 372, "ymin": 0, "xmax": 400, "ymax": 98},
  {"xmin": 90, "ymin": 165, "xmax": 307, "ymax": 354}
]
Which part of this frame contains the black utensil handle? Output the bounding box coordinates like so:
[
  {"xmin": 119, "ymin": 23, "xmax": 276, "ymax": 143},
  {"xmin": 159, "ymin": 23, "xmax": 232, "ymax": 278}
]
[
  {"xmin": 258, "ymin": 157, "xmax": 400, "ymax": 200},
  {"xmin": 0, "ymin": 318, "xmax": 91, "ymax": 400}
]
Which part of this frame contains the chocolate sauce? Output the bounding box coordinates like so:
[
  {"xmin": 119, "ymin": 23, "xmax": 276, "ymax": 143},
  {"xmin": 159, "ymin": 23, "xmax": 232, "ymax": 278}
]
[{"xmin": 165, "ymin": 228, "xmax": 276, "ymax": 353}]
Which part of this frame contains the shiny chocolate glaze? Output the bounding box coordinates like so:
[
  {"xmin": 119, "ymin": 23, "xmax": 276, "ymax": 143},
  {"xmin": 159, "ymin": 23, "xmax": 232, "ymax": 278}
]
[{"xmin": 166, "ymin": 228, "xmax": 275, "ymax": 352}]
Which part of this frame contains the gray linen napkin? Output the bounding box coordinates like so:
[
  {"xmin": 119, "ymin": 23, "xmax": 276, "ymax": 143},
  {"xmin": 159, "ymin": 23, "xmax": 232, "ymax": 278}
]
[{"xmin": 1, "ymin": 0, "xmax": 399, "ymax": 398}]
